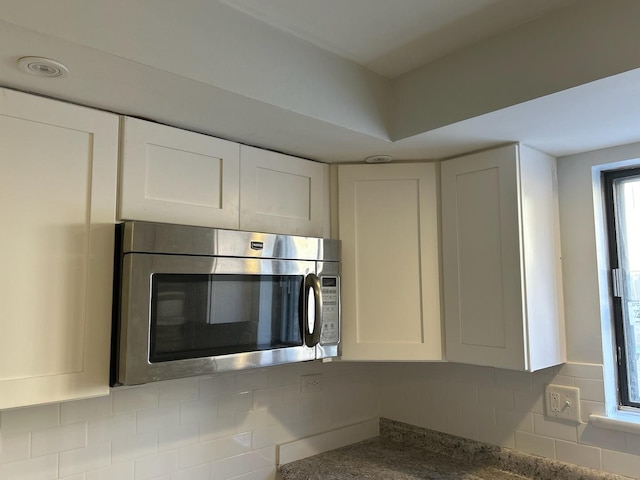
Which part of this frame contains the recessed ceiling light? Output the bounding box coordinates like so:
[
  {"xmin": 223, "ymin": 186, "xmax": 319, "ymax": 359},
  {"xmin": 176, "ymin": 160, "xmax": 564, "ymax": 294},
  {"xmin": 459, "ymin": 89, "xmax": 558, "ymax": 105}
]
[
  {"xmin": 365, "ymin": 155, "xmax": 393, "ymax": 164},
  {"xmin": 17, "ymin": 57, "xmax": 69, "ymax": 78}
]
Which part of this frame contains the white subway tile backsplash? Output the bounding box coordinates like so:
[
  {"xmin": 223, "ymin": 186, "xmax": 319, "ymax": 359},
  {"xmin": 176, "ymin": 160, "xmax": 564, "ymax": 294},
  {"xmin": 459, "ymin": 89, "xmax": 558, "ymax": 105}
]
[
  {"xmin": 533, "ymin": 414, "xmax": 577, "ymax": 442},
  {"xmin": 158, "ymin": 423, "xmax": 199, "ymax": 452},
  {"xmin": 0, "ymin": 453, "xmax": 58, "ymax": 480},
  {"xmin": 136, "ymin": 405, "xmax": 180, "ymax": 434},
  {"xmin": 217, "ymin": 432, "xmax": 252, "ymax": 459},
  {"xmin": 477, "ymin": 385, "xmax": 514, "ymax": 410},
  {"xmin": 112, "ymin": 386, "xmax": 158, "ymax": 415},
  {"xmin": 558, "ymin": 363, "xmax": 604, "ymax": 380},
  {"xmin": 199, "ymin": 374, "xmax": 236, "ymax": 398},
  {"xmin": 198, "ymin": 417, "xmax": 236, "ymax": 443},
  {"xmin": 111, "ymin": 432, "xmax": 158, "ymax": 464},
  {"xmin": 0, "ymin": 361, "xmax": 631, "ymax": 479},
  {"xmin": 87, "ymin": 414, "xmax": 136, "ymax": 445},
  {"xmin": 209, "ymin": 454, "xmax": 246, "ymax": 480},
  {"xmin": 602, "ymin": 448, "xmax": 640, "ymax": 478},
  {"xmin": 178, "ymin": 439, "xmax": 217, "ymax": 469},
  {"xmin": 85, "ymin": 461, "xmax": 134, "ymax": 480},
  {"xmin": 0, "ymin": 430, "xmax": 30, "ymax": 464},
  {"xmin": 578, "ymin": 423, "xmax": 627, "ymax": 451},
  {"xmin": 218, "ymin": 393, "xmax": 253, "ymax": 418},
  {"xmin": 236, "ymin": 370, "xmax": 268, "ymax": 394},
  {"xmin": 555, "ymin": 439, "xmax": 601, "ymax": 470},
  {"xmin": 579, "ymin": 400, "xmax": 606, "ymax": 424},
  {"xmin": 1, "ymin": 404, "xmax": 59, "ymax": 434},
  {"xmin": 495, "ymin": 409, "xmax": 534, "ymax": 433},
  {"xmin": 179, "ymin": 398, "xmax": 218, "ymax": 425},
  {"xmin": 32, "ymin": 422, "xmax": 87, "ymax": 457},
  {"xmin": 574, "ymin": 378, "xmax": 606, "ymax": 403},
  {"xmin": 134, "ymin": 450, "xmax": 179, "ymax": 480},
  {"xmin": 158, "ymin": 379, "xmax": 199, "ymax": 407},
  {"xmin": 61, "ymin": 397, "xmax": 112, "ymax": 425},
  {"xmin": 252, "ymin": 388, "xmax": 283, "ymax": 412},
  {"xmin": 514, "ymin": 431, "xmax": 556, "ymax": 458},
  {"xmin": 170, "ymin": 463, "xmax": 209, "ymax": 480},
  {"xmin": 59, "ymin": 443, "xmax": 110, "ymax": 478}
]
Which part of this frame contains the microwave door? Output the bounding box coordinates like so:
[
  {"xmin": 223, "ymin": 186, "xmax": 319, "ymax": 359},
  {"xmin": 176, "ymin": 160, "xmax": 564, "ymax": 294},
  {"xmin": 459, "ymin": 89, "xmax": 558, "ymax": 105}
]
[{"xmin": 117, "ymin": 254, "xmax": 317, "ymax": 385}]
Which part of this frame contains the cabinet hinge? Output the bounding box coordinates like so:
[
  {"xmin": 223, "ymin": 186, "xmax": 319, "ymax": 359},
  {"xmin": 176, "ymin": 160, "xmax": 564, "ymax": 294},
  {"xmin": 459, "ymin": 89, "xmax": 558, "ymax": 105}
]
[{"xmin": 612, "ymin": 268, "xmax": 623, "ymax": 298}]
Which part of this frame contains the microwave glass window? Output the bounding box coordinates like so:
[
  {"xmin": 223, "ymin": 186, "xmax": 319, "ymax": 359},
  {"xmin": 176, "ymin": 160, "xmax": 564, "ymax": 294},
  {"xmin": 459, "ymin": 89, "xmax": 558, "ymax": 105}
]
[{"xmin": 149, "ymin": 274, "xmax": 304, "ymax": 362}]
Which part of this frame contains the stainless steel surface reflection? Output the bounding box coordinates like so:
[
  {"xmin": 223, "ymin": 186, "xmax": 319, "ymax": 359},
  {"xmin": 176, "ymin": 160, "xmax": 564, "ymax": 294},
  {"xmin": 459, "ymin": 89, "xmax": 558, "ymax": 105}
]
[{"xmin": 112, "ymin": 221, "xmax": 341, "ymax": 386}]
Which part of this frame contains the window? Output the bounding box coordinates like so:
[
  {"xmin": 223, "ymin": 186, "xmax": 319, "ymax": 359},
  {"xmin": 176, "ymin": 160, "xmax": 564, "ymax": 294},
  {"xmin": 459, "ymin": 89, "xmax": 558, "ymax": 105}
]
[{"xmin": 604, "ymin": 168, "xmax": 640, "ymax": 409}]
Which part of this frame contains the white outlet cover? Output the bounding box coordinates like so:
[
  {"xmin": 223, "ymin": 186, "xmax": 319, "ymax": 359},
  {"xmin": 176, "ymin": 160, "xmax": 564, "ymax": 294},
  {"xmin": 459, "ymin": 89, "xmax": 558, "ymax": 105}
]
[{"xmin": 545, "ymin": 384, "xmax": 581, "ymax": 423}]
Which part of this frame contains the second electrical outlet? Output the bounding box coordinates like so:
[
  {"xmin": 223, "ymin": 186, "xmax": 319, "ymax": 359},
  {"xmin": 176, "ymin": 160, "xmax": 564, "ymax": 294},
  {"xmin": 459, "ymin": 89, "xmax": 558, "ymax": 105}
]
[{"xmin": 301, "ymin": 373, "xmax": 323, "ymax": 394}]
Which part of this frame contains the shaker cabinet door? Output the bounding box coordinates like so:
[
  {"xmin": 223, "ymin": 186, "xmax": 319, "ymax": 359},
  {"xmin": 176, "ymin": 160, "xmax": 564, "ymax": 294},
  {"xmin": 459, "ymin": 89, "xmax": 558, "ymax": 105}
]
[
  {"xmin": 0, "ymin": 88, "xmax": 118, "ymax": 408},
  {"xmin": 441, "ymin": 144, "xmax": 565, "ymax": 371},
  {"xmin": 240, "ymin": 145, "xmax": 329, "ymax": 237},
  {"xmin": 338, "ymin": 163, "xmax": 442, "ymax": 361},
  {"xmin": 119, "ymin": 117, "xmax": 240, "ymax": 229}
]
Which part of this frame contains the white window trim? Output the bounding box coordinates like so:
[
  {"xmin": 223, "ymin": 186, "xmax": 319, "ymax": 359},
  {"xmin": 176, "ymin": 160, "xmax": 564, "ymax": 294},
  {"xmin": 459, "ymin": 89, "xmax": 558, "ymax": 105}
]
[{"xmin": 591, "ymin": 157, "xmax": 640, "ymax": 433}]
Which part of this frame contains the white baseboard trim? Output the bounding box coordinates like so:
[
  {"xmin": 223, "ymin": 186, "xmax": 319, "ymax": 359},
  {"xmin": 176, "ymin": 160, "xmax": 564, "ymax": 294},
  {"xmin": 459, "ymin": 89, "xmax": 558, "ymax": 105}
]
[{"xmin": 277, "ymin": 418, "xmax": 379, "ymax": 465}]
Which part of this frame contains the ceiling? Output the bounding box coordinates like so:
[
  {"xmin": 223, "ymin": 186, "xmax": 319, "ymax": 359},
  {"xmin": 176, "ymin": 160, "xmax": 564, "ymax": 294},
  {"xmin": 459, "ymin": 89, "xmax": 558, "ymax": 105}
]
[
  {"xmin": 0, "ymin": 0, "xmax": 638, "ymax": 163},
  {"xmin": 220, "ymin": 0, "xmax": 575, "ymax": 78}
]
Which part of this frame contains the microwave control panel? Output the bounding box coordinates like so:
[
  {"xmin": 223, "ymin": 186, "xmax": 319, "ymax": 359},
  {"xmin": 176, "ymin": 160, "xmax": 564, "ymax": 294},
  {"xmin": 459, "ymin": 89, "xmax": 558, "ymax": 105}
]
[{"xmin": 320, "ymin": 275, "xmax": 340, "ymax": 344}]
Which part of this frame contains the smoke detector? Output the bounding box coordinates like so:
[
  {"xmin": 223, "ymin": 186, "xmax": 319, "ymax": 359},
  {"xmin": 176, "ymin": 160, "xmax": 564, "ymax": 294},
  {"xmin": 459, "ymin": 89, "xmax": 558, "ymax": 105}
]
[
  {"xmin": 17, "ymin": 57, "xmax": 69, "ymax": 78},
  {"xmin": 365, "ymin": 155, "xmax": 393, "ymax": 164}
]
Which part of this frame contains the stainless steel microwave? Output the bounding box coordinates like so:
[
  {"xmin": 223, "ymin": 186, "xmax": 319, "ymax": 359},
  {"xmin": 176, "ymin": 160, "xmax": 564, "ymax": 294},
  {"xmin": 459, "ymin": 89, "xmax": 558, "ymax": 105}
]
[{"xmin": 111, "ymin": 221, "xmax": 340, "ymax": 386}]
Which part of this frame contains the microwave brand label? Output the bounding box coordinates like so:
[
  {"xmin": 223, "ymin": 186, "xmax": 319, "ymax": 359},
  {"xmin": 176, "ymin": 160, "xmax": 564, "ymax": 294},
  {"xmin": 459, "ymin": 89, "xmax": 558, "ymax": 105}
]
[{"xmin": 250, "ymin": 241, "xmax": 264, "ymax": 250}]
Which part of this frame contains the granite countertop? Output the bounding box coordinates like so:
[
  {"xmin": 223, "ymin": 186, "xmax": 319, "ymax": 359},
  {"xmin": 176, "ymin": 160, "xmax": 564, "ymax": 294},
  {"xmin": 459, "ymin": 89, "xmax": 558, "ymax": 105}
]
[
  {"xmin": 279, "ymin": 436, "xmax": 528, "ymax": 480},
  {"xmin": 278, "ymin": 419, "xmax": 632, "ymax": 480}
]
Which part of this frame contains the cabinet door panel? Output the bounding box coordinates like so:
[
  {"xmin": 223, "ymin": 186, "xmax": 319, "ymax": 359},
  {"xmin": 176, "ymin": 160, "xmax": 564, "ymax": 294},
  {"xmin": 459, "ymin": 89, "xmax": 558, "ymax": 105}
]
[
  {"xmin": 240, "ymin": 145, "xmax": 328, "ymax": 236},
  {"xmin": 456, "ymin": 167, "xmax": 506, "ymax": 348},
  {"xmin": 442, "ymin": 145, "xmax": 526, "ymax": 370},
  {"xmin": 119, "ymin": 117, "xmax": 240, "ymax": 228},
  {"xmin": 339, "ymin": 163, "xmax": 442, "ymax": 360},
  {"xmin": 0, "ymin": 88, "xmax": 117, "ymax": 408}
]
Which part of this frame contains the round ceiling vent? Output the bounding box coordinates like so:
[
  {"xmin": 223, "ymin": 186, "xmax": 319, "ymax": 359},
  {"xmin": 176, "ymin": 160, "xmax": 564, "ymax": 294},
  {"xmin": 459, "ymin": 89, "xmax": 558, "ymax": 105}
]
[{"xmin": 17, "ymin": 57, "xmax": 69, "ymax": 78}]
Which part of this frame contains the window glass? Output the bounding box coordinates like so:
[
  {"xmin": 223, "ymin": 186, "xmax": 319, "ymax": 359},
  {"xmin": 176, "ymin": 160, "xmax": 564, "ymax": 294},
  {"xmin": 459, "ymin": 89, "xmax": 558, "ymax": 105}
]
[{"xmin": 605, "ymin": 168, "xmax": 640, "ymax": 407}]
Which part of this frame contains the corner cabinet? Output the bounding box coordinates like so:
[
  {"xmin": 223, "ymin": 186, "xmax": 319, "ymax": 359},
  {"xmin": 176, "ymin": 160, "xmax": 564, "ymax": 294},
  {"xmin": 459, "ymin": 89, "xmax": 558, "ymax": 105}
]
[
  {"xmin": 337, "ymin": 163, "xmax": 443, "ymax": 361},
  {"xmin": 0, "ymin": 88, "xmax": 118, "ymax": 409},
  {"xmin": 441, "ymin": 144, "xmax": 566, "ymax": 371},
  {"xmin": 119, "ymin": 117, "xmax": 241, "ymax": 229}
]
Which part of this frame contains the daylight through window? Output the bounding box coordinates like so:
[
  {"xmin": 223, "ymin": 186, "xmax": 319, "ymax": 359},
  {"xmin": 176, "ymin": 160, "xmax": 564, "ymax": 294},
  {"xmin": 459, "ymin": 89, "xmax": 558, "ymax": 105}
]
[{"xmin": 604, "ymin": 168, "xmax": 640, "ymax": 409}]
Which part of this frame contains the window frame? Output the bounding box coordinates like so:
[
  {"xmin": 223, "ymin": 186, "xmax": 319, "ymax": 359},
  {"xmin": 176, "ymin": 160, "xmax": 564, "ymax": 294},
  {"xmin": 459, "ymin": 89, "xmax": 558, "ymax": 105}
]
[{"xmin": 603, "ymin": 167, "xmax": 640, "ymax": 410}]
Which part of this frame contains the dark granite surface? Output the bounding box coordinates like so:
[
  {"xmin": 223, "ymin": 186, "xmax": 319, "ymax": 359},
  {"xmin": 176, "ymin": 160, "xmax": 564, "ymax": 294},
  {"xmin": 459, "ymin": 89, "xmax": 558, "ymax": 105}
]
[{"xmin": 278, "ymin": 419, "xmax": 633, "ymax": 480}]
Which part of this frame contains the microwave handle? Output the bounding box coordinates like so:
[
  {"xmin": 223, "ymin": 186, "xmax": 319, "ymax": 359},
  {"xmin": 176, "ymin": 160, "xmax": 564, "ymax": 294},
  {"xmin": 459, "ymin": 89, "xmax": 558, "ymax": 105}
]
[{"xmin": 302, "ymin": 273, "xmax": 322, "ymax": 347}]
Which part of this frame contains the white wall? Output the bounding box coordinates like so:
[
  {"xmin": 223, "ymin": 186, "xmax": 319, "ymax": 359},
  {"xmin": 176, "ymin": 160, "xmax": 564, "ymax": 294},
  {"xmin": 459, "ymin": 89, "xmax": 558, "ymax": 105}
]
[
  {"xmin": 0, "ymin": 362, "xmax": 379, "ymax": 480},
  {"xmin": 379, "ymin": 141, "xmax": 640, "ymax": 478}
]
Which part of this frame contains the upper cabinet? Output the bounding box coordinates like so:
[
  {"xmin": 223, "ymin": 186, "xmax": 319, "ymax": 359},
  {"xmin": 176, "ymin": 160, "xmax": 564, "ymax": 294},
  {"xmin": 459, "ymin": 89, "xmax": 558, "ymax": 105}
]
[
  {"xmin": 119, "ymin": 118, "xmax": 329, "ymax": 237},
  {"xmin": 119, "ymin": 117, "xmax": 241, "ymax": 229},
  {"xmin": 240, "ymin": 145, "xmax": 329, "ymax": 237},
  {"xmin": 441, "ymin": 144, "xmax": 566, "ymax": 371},
  {"xmin": 0, "ymin": 88, "xmax": 118, "ymax": 408},
  {"xmin": 337, "ymin": 163, "xmax": 443, "ymax": 361}
]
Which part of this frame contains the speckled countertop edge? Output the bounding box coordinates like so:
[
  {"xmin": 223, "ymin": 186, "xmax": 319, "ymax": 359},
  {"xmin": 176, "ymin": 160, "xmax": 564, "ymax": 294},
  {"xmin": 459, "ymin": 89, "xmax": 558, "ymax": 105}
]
[{"xmin": 380, "ymin": 418, "xmax": 633, "ymax": 480}]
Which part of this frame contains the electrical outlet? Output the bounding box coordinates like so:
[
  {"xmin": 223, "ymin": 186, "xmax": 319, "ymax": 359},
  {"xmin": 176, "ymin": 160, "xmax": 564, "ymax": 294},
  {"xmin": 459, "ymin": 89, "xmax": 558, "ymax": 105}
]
[
  {"xmin": 300, "ymin": 373, "xmax": 322, "ymax": 394},
  {"xmin": 545, "ymin": 384, "xmax": 581, "ymax": 422}
]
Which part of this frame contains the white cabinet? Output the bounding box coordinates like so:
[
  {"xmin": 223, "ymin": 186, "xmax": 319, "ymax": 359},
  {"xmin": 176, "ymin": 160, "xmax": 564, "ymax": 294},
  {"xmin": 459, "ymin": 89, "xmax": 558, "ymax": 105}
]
[
  {"xmin": 119, "ymin": 117, "xmax": 240, "ymax": 229},
  {"xmin": 337, "ymin": 163, "xmax": 443, "ymax": 361},
  {"xmin": 441, "ymin": 144, "xmax": 566, "ymax": 371},
  {"xmin": 0, "ymin": 88, "xmax": 118, "ymax": 409},
  {"xmin": 240, "ymin": 145, "xmax": 329, "ymax": 237},
  {"xmin": 118, "ymin": 119, "xmax": 329, "ymax": 237}
]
